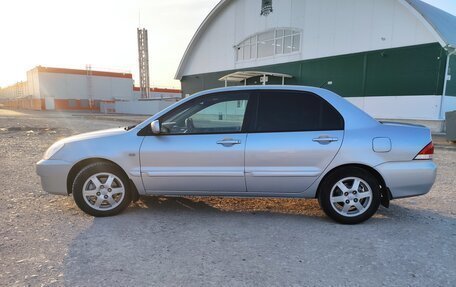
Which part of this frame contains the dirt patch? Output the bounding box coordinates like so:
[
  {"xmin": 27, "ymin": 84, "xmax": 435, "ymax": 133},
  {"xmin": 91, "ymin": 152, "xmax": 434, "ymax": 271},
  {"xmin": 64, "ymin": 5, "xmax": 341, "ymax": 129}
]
[{"xmin": 0, "ymin": 126, "xmax": 69, "ymax": 136}]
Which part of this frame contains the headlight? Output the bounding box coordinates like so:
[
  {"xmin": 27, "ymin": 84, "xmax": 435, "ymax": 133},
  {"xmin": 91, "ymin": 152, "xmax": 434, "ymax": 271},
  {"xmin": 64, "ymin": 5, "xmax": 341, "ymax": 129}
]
[{"xmin": 43, "ymin": 142, "xmax": 65, "ymax": 160}]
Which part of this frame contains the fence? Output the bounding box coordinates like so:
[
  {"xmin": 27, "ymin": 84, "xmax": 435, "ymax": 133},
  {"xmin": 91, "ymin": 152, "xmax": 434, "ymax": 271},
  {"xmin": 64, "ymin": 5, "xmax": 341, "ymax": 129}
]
[{"xmin": 0, "ymin": 97, "xmax": 43, "ymax": 110}]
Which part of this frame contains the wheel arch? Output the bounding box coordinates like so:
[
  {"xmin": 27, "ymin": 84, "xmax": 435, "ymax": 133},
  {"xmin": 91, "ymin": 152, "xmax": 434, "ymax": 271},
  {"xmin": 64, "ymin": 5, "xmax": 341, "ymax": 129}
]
[
  {"xmin": 66, "ymin": 158, "xmax": 140, "ymax": 201},
  {"xmin": 316, "ymin": 163, "xmax": 392, "ymax": 207}
]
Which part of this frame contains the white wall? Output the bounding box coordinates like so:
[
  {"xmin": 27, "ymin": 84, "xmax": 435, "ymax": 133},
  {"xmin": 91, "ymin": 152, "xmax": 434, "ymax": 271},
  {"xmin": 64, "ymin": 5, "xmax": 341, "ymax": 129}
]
[
  {"xmin": 114, "ymin": 100, "xmax": 175, "ymax": 115},
  {"xmin": 181, "ymin": 0, "xmax": 438, "ymax": 77},
  {"xmin": 346, "ymin": 95, "xmax": 456, "ymax": 121},
  {"xmin": 38, "ymin": 72, "xmax": 134, "ymax": 101},
  {"xmin": 26, "ymin": 69, "xmax": 40, "ymax": 98},
  {"xmin": 132, "ymin": 90, "xmax": 182, "ymax": 100},
  {"xmin": 346, "ymin": 95, "xmax": 442, "ymax": 120},
  {"xmin": 442, "ymin": 96, "xmax": 456, "ymax": 115}
]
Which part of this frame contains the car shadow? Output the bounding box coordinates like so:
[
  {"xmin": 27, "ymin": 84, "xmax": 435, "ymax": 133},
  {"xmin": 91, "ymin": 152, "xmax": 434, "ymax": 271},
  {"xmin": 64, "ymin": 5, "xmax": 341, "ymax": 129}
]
[
  {"xmin": 62, "ymin": 196, "xmax": 455, "ymax": 286},
  {"xmin": 126, "ymin": 196, "xmax": 327, "ymax": 218}
]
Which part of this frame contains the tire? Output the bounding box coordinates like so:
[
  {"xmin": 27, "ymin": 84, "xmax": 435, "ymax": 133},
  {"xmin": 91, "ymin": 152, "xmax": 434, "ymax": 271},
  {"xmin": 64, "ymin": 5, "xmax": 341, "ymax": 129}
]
[
  {"xmin": 72, "ymin": 162, "xmax": 132, "ymax": 217},
  {"xmin": 318, "ymin": 167, "xmax": 381, "ymax": 224}
]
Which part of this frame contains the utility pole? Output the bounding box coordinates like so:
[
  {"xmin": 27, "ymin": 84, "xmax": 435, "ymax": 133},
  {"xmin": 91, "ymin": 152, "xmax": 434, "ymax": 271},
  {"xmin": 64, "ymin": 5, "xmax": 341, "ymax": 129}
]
[
  {"xmin": 137, "ymin": 28, "xmax": 150, "ymax": 99},
  {"xmin": 86, "ymin": 64, "xmax": 93, "ymax": 109}
]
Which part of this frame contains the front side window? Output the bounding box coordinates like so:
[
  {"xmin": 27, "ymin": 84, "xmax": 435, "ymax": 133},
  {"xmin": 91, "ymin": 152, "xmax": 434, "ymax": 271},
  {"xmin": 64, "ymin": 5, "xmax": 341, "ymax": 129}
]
[
  {"xmin": 160, "ymin": 93, "xmax": 249, "ymax": 135},
  {"xmin": 236, "ymin": 28, "xmax": 301, "ymax": 61},
  {"xmin": 254, "ymin": 91, "xmax": 344, "ymax": 132}
]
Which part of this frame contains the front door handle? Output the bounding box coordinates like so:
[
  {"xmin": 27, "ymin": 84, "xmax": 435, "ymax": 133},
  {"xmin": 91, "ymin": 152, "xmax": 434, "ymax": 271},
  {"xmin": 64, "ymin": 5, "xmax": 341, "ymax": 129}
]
[
  {"xmin": 217, "ymin": 139, "xmax": 241, "ymax": 146},
  {"xmin": 313, "ymin": 136, "xmax": 339, "ymax": 144}
]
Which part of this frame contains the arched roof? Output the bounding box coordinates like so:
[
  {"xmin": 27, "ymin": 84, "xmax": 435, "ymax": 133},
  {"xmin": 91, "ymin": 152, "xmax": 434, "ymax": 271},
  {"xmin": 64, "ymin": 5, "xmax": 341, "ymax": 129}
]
[
  {"xmin": 175, "ymin": 0, "xmax": 456, "ymax": 80},
  {"xmin": 405, "ymin": 0, "xmax": 456, "ymax": 48}
]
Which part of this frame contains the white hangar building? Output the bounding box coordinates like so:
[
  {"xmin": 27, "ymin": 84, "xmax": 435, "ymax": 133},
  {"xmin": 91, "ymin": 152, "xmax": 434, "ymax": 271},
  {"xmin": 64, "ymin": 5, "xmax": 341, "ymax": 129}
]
[{"xmin": 175, "ymin": 0, "xmax": 456, "ymax": 131}]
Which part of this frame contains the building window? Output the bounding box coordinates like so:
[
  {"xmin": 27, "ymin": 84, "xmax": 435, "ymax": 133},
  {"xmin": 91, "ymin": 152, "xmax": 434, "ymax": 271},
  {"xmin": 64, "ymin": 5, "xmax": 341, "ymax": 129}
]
[
  {"xmin": 261, "ymin": 0, "xmax": 273, "ymax": 16},
  {"xmin": 236, "ymin": 28, "xmax": 301, "ymax": 61}
]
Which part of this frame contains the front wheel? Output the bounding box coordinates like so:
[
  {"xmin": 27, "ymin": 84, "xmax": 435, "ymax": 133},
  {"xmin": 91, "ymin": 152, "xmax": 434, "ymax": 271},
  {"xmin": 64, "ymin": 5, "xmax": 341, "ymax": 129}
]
[
  {"xmin": 318, "ymin": 167, "xmax": 381, "ymax": 224},
  {"xmin": 72, "ymin": 162, "xmax": 132, "ymax": 217}
]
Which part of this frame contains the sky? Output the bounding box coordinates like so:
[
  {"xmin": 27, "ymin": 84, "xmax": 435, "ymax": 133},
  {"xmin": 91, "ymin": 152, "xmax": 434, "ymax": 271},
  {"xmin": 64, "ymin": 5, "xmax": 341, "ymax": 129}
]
[{"xmin": 0, "ymin": 0, "xmax": 455, "ymax": 89}]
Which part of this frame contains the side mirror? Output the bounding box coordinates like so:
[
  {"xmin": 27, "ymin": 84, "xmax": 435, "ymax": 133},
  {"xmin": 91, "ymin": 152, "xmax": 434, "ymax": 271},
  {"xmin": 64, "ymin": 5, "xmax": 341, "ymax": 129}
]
[{"xmin": 150, "ymin": 120, "xmax": 161, "ymax": 135}]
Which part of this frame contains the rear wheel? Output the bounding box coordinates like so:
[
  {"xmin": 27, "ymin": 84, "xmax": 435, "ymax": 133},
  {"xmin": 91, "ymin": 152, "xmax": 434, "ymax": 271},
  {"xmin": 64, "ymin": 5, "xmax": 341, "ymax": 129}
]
[
  {"xmin": 72, "ymin": 162, "xmax": 132, "ymax": 217},
  {"xmin": 318, "ymin": 167, "xmax": 380, "ymax": 224}
]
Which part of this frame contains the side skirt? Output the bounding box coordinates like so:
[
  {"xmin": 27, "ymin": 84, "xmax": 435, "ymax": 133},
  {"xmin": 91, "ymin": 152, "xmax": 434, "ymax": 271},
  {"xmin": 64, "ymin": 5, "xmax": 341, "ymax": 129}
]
[{"xmin": 142, "ymin": 190, "xmax": 314, "ymax": 199}]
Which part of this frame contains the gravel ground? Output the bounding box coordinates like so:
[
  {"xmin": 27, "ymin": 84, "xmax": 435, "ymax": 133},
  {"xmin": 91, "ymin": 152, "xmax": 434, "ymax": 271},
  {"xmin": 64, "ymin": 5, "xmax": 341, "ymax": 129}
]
[{"xmin": 0, "ymin": 109, "xmax": 455, "ymax": 287}]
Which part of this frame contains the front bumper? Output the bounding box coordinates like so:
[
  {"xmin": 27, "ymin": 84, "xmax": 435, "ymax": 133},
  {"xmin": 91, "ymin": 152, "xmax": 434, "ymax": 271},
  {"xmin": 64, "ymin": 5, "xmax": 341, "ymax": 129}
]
[
  {"xmin": 36, "ymin": 159, "xmax": 73, "ymax": 195},
  {"xmin": 375, "ymin": 160, "xmax": 437, "ymax": 199}
]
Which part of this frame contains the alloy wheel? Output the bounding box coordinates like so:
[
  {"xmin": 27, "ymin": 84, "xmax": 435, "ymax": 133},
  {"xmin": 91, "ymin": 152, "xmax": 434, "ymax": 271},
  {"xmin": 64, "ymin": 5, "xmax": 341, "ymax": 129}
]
[
  {"xmin": 329, "ymin": 177, "xmax": 373, "ymax": 217},
  {"xmin": 82, "ymin": 172, "xmax": 125, "ymax": 211}
]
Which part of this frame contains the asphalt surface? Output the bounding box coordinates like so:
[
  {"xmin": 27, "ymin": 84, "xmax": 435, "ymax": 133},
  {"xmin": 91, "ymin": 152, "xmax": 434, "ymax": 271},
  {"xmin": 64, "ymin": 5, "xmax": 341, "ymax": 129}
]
[{"xmin": 0, "ymin": 109, "xmax": 455, "ymax": 286}]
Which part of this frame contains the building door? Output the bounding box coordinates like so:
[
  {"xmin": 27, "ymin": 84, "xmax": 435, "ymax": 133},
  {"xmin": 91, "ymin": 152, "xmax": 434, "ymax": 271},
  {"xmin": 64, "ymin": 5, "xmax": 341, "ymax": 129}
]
[{"xmin": 45, "ymin": 97, "xmax": 55, "ymax": 110}]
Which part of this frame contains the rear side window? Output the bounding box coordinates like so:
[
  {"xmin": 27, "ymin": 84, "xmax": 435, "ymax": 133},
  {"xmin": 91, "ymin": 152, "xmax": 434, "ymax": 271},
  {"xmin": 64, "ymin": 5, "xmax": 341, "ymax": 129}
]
[{"xmin": 254, "ymin": 91, "xmax": 344, "ymax": 132}]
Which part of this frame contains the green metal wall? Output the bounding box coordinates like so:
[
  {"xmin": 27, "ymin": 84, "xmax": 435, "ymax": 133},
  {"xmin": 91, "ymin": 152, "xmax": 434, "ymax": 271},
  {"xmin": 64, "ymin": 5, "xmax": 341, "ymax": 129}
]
[
  {"xmin": 181, "ymin": 43, "xmax": 447, "ymax": 98},
  {"xmin": 446, "ymin": 55, "xmax": 456, "ymax": 97}
]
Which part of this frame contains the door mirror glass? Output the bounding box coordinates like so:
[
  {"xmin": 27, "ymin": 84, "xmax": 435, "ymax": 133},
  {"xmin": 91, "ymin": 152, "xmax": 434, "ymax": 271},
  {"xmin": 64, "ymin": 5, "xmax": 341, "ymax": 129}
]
[{"xmin": 150, "ymin": 120, "xmax": 161, "ymax": 134}]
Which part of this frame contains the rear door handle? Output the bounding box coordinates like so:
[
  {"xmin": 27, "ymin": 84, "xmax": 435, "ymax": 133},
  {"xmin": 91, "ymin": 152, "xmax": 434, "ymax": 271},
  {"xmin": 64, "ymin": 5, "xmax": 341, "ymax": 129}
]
[
  {"xmin": 312, "ymin": 136, "xmax": 339, "ymax": 144},
  {"xmin": 217, "ymin": 139, "xmax": 241, "ymax": 146}
]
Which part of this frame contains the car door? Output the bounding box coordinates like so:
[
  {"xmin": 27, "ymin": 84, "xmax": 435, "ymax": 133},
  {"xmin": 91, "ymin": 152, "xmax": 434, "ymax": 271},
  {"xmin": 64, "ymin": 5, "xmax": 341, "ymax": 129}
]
[
  {"xmin": 139, "ymin": 91, "xmax": 251, "ymax": 194},
  {"xmin": 245, "ymin": 90, "xmax": 344, "ymax": 193}
]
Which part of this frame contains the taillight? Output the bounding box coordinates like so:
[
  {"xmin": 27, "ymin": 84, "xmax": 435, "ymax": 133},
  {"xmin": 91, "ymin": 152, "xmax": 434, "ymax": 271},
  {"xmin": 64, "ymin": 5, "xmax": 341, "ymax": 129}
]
[{"xmin": 414, "ymin": 142, "xmax": 434, "ymax": 160}]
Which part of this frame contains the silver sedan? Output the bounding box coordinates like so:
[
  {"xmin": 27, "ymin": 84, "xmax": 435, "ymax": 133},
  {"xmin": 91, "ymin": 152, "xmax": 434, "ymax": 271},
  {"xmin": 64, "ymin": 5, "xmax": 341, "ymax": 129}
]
[{"xmin": 36, "ymin": 86, "xmax": 437, "ymax": 224}]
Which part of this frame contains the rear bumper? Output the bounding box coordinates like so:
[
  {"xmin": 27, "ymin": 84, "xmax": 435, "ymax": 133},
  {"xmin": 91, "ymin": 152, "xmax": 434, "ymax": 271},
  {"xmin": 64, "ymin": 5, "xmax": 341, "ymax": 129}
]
[
  {"xmin": 36, "ymin": 159, "xmax": 72, "ymax": 195},
  {"xmin": 375, "ymin": 160, "xmax": 437, "ymax": 199}
]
